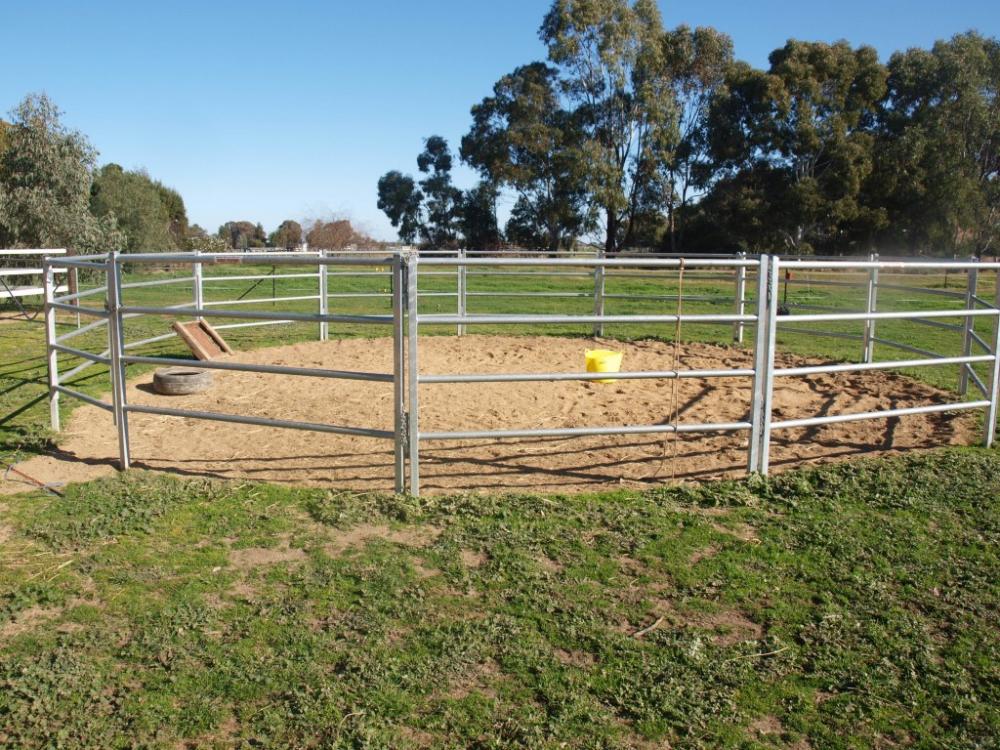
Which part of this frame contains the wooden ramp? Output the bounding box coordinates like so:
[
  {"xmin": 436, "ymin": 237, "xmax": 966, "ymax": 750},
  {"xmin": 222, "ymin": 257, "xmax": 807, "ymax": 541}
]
[{"xmin": 171, "ymin": 320, "xmax": 234, "ymax": 360}]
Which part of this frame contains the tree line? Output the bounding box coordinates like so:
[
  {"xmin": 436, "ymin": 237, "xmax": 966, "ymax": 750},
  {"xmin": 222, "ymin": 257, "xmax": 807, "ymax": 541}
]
[
  {"xmin": 0, "ymin": 94, "xmax": 375, "ymax": 257},
  {"xmin": 377, "ymin": 0, "xmax": 999, "ymax": 256}
]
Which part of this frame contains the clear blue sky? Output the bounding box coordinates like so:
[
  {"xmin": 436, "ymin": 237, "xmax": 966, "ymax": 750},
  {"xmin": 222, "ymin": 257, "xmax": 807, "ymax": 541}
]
[{"xmin": 3, "ymin": 0, "xmax": 998, "ymax": 241}]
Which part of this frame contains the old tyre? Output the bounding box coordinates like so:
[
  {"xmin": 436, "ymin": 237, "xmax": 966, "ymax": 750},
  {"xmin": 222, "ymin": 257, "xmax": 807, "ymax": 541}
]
[{"xmin": 152, "ymin": 367, "xmax": 213, "ymax": 396}]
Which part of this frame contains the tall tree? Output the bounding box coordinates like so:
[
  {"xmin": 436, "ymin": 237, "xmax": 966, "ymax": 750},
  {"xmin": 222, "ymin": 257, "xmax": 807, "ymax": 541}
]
[
  {"xmin": 460, "ymin": 181, "xmax": 502, "ymax": 250},
  {"xmin": 377, "ymin": 171, "xmax": 424, "ymax": 244},
  {"xmin": 709, "ymin": 41, "xmax": 887, "ymax": 253},
  {"xmin": 0, "ymin": 93, "xmax": 122, "ymax": 252},
  {"xmin": 416, "ymin": 136, "xmax": 463, "ymax": 247},
  {"xmin": 155, "ymin": 182, "xmax": 188, "ymax": 247},
  {"xmin": 377, "ymin": 136, "xmax": 464, "ymax": 247},
  {"xmin": 306, "ymin": 219, "xmax": 365, "ymax": 249},
  {"xmin": 658, "ymin": 25, "xmax": 734, "ymax": 252},
  {"xmin": 540, "ymin": 0, "xmax": 672, "ymax": 252},
  {"xmin": 461, "ymin": 62, "xmax": 592, "ymax": 252},
  {"xmin": 875, "ymin": 33, "xmax": 1000, "ymax": 254},
  {"xmin": 218, "ymin": 221, "xmax": 266, "ymax": 249},
  {"xmin": 90, "ymin": 164, "xmax": 174, "ymax": 252},
  {"xmin": 269, "ymin": 219, "xmax": 303, "ymax": 249}
]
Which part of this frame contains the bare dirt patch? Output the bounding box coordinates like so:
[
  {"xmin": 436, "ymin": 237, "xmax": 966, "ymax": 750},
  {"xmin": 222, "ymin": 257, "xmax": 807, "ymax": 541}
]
[
  {"xmin": 228, "ymin": 535, "xmax": 306, "ymax": 570},
  {"xmin": 689, "ymin": 545, "xmax": 720, "ymax": 564},
  {"xmin": 9, "ymin": 335, "xmax": 977, "ymax": 495},
  {"xmin": 323, "ymin": 523, "xmax": 440, "ymax": 556},
  {"xmin": 441, "ymin": 659, "xmax": 502, "ymax": 700},
  {"xmin": 624, "ymin": 597, "xmax": 763, "ymax": 646},
  {"xmin": 0, "ymin": 605, "xmax": 62, "ymax": 642},
  {"xmin": 459, "ymin": 549, "xmax": 487, "ymax": 568}
]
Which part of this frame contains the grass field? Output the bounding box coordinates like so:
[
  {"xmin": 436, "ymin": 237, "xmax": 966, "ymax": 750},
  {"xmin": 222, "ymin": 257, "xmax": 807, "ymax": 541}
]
[{"xmin": 1, "ymin": 259, "xmax": 999, "ymax": 748}]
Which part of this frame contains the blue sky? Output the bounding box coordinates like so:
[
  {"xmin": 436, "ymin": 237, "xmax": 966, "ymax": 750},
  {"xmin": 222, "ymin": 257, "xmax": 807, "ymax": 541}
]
[{"xmin": 3, "ymin": 0, "xmax": 998, "ymax": 241}]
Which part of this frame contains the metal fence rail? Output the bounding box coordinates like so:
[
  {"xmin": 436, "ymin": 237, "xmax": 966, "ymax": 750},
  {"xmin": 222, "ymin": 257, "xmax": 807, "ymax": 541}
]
[{"xmin": 41, "ymin": 250, "xmax": 1000, "ymax": 497}]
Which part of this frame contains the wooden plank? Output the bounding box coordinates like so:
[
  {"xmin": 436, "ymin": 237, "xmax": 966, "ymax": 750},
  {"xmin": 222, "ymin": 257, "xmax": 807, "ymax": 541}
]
[{"xmin": 171, "ymin": 320, "xmax": 233, "ymax": 360}]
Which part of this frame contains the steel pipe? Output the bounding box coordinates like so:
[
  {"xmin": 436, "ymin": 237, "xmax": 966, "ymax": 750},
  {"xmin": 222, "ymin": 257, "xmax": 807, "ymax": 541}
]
[
  {"xmin": 419, "ymin": 421, "xmax": 752, "ymax": 441},
  {"xmin": 772, "ymin": 401, "xmax": 990, "ymax": 430}
]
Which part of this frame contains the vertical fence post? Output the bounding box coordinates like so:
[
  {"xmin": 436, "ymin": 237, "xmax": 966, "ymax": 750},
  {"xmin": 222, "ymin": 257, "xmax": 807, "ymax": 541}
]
[
  {"xmin": 757, "ymin": 256, "xmax": 780, "ymax": 475},
  {"xmin": 862, "ymin": 252, "xmax": 879, "ymax": 363},
  {"xmin": 318, "ymin": 249, "xmax": 329, "ymax": 342},
  {"xmin": 983, "ymin": 272, "xmax": 1000, "ymax": 448},
  {"xmin": 733, "ymin": 252, "xmax": 747, "ymax": 343},
  {"xmin": 43, "ymin": 261, "xmax": 60, "ymax": 432},
  {"xmin": 747, "ymin": 254, "xmax": 770, "ymax": 473},
  {"xmin": 406, "ymin": 253, "xmax": 421, "ymax": 496},
  {"xmin": 959, "ymin": 256, "xmax": 978, "ymax": 395},
  {"xmin": 593, "ymin": 250, "xmax": 606, "ymax": 338},
  {"xmin": 392, "ymin": 255, "xmax": 406, "ymax": 493},
  {"xmin": 107, "ymin": 253, "xmax": 131, "ymax": 469},
  {"xmin": 69, "ymin": 263, "xmax": 81, "ymax": 328},
  {"xmin": 193, "ymin": 250, "xmax": 203, "ymax": 321},
  {"xmin": 457, "ymin": 248, "xmax": 466, "ymax": 337}
]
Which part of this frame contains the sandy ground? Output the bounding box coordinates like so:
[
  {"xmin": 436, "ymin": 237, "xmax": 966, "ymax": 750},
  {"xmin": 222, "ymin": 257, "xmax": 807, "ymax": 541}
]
[{"xmin": 2, "ymin": 336, "xmax": 976, "ymax": 495}]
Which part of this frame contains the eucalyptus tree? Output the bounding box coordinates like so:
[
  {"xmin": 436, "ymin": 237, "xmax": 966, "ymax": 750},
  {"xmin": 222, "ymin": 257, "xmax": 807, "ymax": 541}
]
[
  {"xmin": 376, "ymin": 170, "xmax": 423, "ymax": 244},
  {"xmin": 658, "ymin": 25, "xmax": 734, "ymax": 251},
  {"xmin": 709, "ymin": 41, "xmax": 887, "ymax": 253},
  {"xmin": 416, "ymin": 136, "xmax": 463, "ymax": 247},
  {"xmin": 461, "ymin": 62, "xmax": 592, "ymax": 252},
  {"xmin": 0, "ymin": 93, "xmax": 122, "ymax": 252},
  {"xmin": 540, "ymin": 0, "xmax": 673, "ymax": 252},
  {"xmin": 876, "ymin": 32, "xmax": 1000, "ymax": 254},
  {"xmin": 377, "ymin": 136, "xmax": 464, "ymax": 247}
]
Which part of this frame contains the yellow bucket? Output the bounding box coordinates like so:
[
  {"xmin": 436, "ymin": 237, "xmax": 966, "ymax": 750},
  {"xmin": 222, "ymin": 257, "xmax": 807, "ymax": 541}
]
[{"xmin": 585, "ymin": 349, "xmax": 623, "ymax": 383}]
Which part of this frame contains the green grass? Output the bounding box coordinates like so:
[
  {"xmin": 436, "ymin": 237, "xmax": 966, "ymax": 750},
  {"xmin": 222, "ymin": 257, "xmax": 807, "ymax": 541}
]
[
  {"xmin": 1, "ymin": 262, "xmax": 999, "ymax": 746},
  {"xmin": 0, "ymin": 450, "xmax": 998, "ymax": 747}
]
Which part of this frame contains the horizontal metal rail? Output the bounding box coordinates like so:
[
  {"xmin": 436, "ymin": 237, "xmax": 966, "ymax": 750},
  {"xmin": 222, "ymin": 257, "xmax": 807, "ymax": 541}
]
[
  {"xmin": 774, "ymin": 326, "xmax": 863, "ymax": 343},
  {"xmin": 419, "ymin": 368, "xmax": 755, "ymax": 384},
  {"xmin": 780, "ymin": 260, "xmax": 1000, "ymax": 270},
  {"xmin": 50, "ymin": 258, "xmax": 107, "ymax": 270},
  {"xmin": 774, "ymin": 354, "xmax": 994, "ymax": 378},
  {"xmin": 772, "ymin": 400, "xmax": 990, "ymax": 430},
  {"xmin": 777, "ymin": 308, "xmax": 999, "ymax": 324},
  {"xmin": 50, "ymin": 301, "xmax": 106, "ymax": 317},
  {"xmin": 124, "ymin": 403, "xmax": 393, "ymax": 440},
  {"xmin": 214, "ymin": 319, "xmax": 302, "ymax": 331},
  {"xmin": 418, "ymin": 313, "xmax": 755, "ymax": 325},
  {"xmin": 874, "ymin": 282, "xmax": 969, "ymax": 300},
  {"xmin": 420, "ymin": 257, "xmax": 759, "ymax": 268},
  {"xmin": 52, "ymin": 343, "xmax": 110, "ymax": 364},
  {"xmin": 121, "ymin": 304, "xmax": 391, "ymax": 325},
  {"xmin": 200, "ymin": 294, "xmax": 320, "ymax": 307},
  {"xmin": 0, "ymin": 248, "xmax": 65, "ymax": 256},
  {"xmin": 54, "ymin": 385, "xmax": 112, "ymax": 411},
  {"xmin": 782, "ymin": 277, "xmax": 867, "ymax": 289},
  {"xmin": 419, "ymin": 421, "xmax": 753, "ymax": 441},
  {"xmin": 870, "ymin": 337, "xmax": 944, "ymax": 359},
  {"xmin": 123, "ymin": 354, "xmax": 394, "ymax": 383},
  {"xmin": 56, "ymin": 317, "xmax": 109, "ymax": 342},
  {"xmin": 200, "ymin": 272, "xmax": 320, "ymax": 282},
  {"xmin": 54, "ymin": 286, "xmax": 107, "ymax": 303},
  {"xmin": 118, "ymin": 252, "xmax": 397, "ymax": 266},
  {"xmin": 120, "ymin": 277, "xmax": 193, "ymax": 290}
]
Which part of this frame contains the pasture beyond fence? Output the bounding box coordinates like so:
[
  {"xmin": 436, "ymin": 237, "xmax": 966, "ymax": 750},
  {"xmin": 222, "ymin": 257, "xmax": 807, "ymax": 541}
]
[{"xmin": 40, "ymin": 250, "xmax": 1000, "ymax": 496}]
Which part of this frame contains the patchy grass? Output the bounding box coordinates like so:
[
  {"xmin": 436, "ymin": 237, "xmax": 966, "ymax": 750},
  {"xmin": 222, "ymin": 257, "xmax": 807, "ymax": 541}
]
[{"xmin": 1, "ymin": 449, "xmax": 998, "ymax": 747}]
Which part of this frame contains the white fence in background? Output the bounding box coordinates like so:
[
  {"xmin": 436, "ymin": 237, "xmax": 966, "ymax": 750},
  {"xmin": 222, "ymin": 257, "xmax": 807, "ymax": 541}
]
[
  {"xmin": 41, "ymin": 250, "xmax": 1000, "ymax": 496},
  {"xmin": 0, "ymin": 249, "xmax": 69, "ymax": 302}
]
